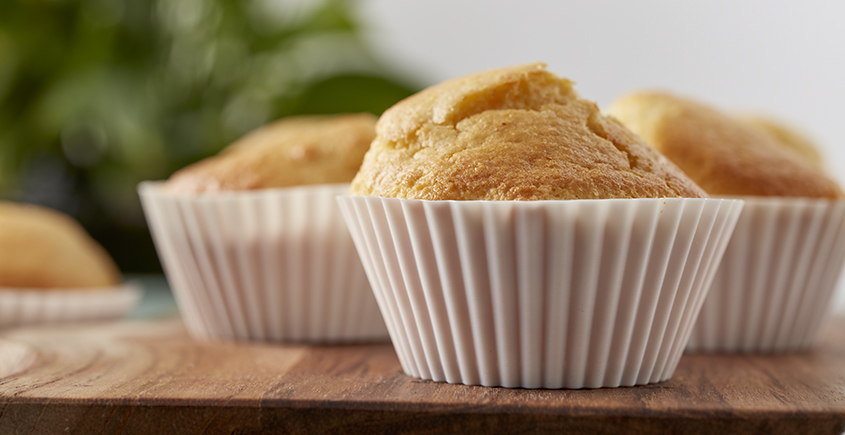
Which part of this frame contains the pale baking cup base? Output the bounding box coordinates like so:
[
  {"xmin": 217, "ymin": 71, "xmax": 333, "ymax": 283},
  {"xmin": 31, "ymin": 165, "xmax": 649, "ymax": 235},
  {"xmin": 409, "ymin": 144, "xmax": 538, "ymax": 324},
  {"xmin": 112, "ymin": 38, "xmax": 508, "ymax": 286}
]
[
  {"xmin": 338, "ymin": 197, "xmax": 743, "ymax": 389},
  {"xmin": 0, "ymin": 283, "xmax": 142, "ymax": 328},
  {"xmin": 139, "ymin": 182, "xmax": 388, "ymax": 343},
  {"xmin": 687, "ymin": 197, "xmax": 845, "ymax": 353}
]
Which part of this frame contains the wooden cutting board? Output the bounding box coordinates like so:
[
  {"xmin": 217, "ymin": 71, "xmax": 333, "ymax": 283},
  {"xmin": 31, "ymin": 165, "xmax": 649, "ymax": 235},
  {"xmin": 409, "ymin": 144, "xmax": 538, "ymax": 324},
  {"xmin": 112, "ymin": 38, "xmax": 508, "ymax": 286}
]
[{"xmin": 1, "ymin": 315, "xmax": 844, "ymax": 435}]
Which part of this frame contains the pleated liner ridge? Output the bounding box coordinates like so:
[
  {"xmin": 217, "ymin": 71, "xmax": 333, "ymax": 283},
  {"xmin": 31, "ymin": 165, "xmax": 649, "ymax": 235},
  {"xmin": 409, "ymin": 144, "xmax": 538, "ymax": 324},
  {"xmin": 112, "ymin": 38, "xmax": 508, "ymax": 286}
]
[
  {"xmin": 0, "ymin": 284, "xmax": 142, "ymax": 327},
  {"xmin": 338, "ymin": 197, "xmax": 744, "ymax": 389},
  {"xmin": 138, "ymin": 182, "xmax": 388, "ymax": 342},
  {"xmin": 688, "ymin": 198, "xmax": 845, "ymax": 353}
]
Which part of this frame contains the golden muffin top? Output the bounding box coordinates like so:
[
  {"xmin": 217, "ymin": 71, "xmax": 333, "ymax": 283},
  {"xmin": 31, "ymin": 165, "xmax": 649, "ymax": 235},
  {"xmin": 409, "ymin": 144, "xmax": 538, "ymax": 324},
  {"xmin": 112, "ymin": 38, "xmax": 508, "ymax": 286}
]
[
  {"xmin": 350, "ymin": 63, "xmax": 706, "ymax": 200},
  {"xmin": 739, "ymin": 115, "xmax": 825, "ymax": 170},
  {"xmin": 0, "ymin": 201, "xmax": 120, "ymax": 289},
  {"xmin": 606, "ymin": 91, "xmax": 842, "ymax": 199},
  {"xmin": 167, "ymin": 113, "xmax": 377, "ymax": 194}
]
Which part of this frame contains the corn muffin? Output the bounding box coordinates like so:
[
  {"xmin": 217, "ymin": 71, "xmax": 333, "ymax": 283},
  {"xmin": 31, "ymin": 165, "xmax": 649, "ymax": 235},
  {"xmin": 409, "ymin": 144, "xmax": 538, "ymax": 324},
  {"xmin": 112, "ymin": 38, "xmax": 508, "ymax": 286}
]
[
  {"xmin": 338, "ymin": 63, "xmax": 744, "ymax": 388},
  {"xmin": 606, "ymin": 92, "xmax": 842, "ymax": 198},
  {"xmin": 140, "ymin": 113, "xmax": 388, "ymax": 342},
  {"xmin": 351, "ymin": 63, "xmax": 705, "ymax": 200},
  {"xmin": 0, "ymin": 201, "xmax": 119, "ymax": 289},
  {"xmin": 739, "ymin": 115, "xmax": 824, "ymax": 170},
  {"xmin": 168, "ymin": 113, "xmax": 377, "ymax": 193}
]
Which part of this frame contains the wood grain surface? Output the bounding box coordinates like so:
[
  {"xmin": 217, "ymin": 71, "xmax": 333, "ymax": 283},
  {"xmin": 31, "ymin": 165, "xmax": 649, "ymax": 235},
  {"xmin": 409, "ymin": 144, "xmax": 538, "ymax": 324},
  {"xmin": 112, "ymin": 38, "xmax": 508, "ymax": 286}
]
[{"xmin": 1, "ymin": 316, "xmax": 844, "ymax": 434}]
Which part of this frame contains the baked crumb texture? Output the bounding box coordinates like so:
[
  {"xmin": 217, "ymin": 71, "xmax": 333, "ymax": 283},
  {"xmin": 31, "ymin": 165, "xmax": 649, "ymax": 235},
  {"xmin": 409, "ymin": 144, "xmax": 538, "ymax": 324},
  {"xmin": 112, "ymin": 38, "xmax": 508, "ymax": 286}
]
[
  {"xmin": 607, "ymin": 92, "xmax": 843, "ymax": 199},
  {"xmin": 350, "ymin": 63, "xmax": 706, "ymax": 200},
  {"xmin": 0, "ymin": 201, "xmax": 120, "ymax": 289},
  {"xmin": 167, "ymin": 113, "xmax": 377, "ymax": 194}
]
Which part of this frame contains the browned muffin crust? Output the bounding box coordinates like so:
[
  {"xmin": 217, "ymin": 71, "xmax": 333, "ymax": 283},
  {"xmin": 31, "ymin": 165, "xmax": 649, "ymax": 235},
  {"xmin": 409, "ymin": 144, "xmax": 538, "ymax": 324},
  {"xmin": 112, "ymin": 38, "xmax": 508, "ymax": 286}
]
[
  {"xmin": 0, "ymin": 202, "xmax": 120, "ymax": 289},
  {"xmin": 167, "ymin": 113, "xmax": 377, "ymax": 194},
  {"xmin": 350, "ymin": 63, "xmax": 706, "ymax": 200},
  {"xmin": 739, "ymin": 115, "xmax": 825, "ymax": 170},
  {"xmin": 607, "ymin": 92, "xmax": 843, "ymax": 199}
]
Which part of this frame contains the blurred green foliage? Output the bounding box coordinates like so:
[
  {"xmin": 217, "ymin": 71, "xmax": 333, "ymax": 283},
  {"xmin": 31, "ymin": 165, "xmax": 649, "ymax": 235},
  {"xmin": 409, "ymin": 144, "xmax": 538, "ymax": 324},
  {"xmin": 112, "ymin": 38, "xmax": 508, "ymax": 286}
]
[{"xmin": 0, "ymin": 0, "xmax": 417, "ymax": 272}]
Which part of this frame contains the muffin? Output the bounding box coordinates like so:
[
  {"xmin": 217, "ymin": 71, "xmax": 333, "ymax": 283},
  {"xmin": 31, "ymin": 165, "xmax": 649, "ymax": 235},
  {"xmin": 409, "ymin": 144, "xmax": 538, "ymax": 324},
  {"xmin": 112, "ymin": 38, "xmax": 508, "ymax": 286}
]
[
  {"xmin": 139, "ymin": 113, "xmax": 388, "ymax": 342},
  {"xmin": 168, "ymin": 114, "xmax": 377, "ymax": 193},
  {"xmin": 0, "ymin": 202, "xmax": 141, "ymax": 327},
  {"xmin": 607, "ymin": 91, "xmax": 845, "ymax": 352},
  {"xmin": 351, "ymin": 65, "xmax": 704, "ymax": 200},
  {"xmin": 339, "ymin": 63, "xmax": 743, "ymax": 388},
  {"xmin": 739, "ymin": 114, "xmax": 825, "ymax": 170},
  {"xmin": 605, "ymin": 91, "xmax": 842, "ymax": 199}
]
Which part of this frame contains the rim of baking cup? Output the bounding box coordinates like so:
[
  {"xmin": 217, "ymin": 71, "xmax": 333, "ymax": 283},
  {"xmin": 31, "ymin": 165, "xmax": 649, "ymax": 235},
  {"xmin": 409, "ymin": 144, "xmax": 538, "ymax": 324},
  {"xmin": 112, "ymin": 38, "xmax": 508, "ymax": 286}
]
[
  {"xmin": 714, "ymin": 195, "xmax": 845, "ymax": 204},
  {"xmin": 687, "ymin": 195, "xmax": 845, "ymax": 353},
  {"xmin": 137, "ymin": 180, "xmax": 388, "ymax": 342},
  {"xmin": 138, "ymin": 181, "xmax": 352, "ymax": 199},
  {"xmin": 337, "ymin": 195, "xmax": 744, "ymax": 388},
  {"xmin": 0, "ymin": 282, "xmax": 143, "ymax": 328}
]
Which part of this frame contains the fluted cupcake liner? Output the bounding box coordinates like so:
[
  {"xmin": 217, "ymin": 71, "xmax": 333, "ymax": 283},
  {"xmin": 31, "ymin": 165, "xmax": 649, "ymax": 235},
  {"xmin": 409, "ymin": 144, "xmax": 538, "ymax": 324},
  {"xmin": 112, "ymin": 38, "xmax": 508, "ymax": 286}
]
[
  {"xmin": 687, "ymin": 197, "xmax": 845, "ymax": 353},
  {"xmin": 338, "ymin": 196, "xmax": 743, "ymax": 389},
  {"xmin": 0, "ymin": 283, "xmax": 142, "ymax": 328},
  {"xmin": 138, "ymin": 182, "xmax": 388, "ymax": 342}
]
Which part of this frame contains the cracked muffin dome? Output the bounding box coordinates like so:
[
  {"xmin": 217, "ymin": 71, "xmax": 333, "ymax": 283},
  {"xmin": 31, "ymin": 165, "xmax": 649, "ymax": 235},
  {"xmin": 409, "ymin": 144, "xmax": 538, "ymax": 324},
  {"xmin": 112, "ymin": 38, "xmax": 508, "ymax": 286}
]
[
  {"xmin": 167, "ymin": 113, "xmax": 377, "ymax": 194},
  {"xmin": 350, "ymin": 63, "xmax": 706, "ymax": 200},
  {"xmin": 0, "ymin": 201, "xmax": 120, "ymax": 289},
  {"xmin": 606, "ymin": 91, "xmax": 843, "ymax": 199}
]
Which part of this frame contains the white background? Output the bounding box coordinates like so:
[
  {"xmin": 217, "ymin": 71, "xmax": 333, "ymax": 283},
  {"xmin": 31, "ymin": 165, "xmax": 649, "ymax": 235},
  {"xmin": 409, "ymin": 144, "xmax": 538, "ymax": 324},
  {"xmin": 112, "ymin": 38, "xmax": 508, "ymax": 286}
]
[{"xmin": 359, "ymin": 0, "xmax": 845, "ymax": 313}]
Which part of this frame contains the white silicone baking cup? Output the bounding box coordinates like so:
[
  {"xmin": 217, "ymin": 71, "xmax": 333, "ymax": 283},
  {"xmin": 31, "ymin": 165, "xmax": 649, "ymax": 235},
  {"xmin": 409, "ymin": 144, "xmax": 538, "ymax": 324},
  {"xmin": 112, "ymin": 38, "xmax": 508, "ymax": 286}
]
[
  {"xmin": 138, "ymin": 181, "xmax": 388, "ymax": 342},
  {"xmin": 0, "ymin": 283, "xmax": 142, "ymax": 328},
  {"xmin": 687, "ymin": 197, "xmax": 845, "ymax": 353},
  {"xmin": 338, "ymin": 196, "xmax": 744, "ymax": 389}
]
